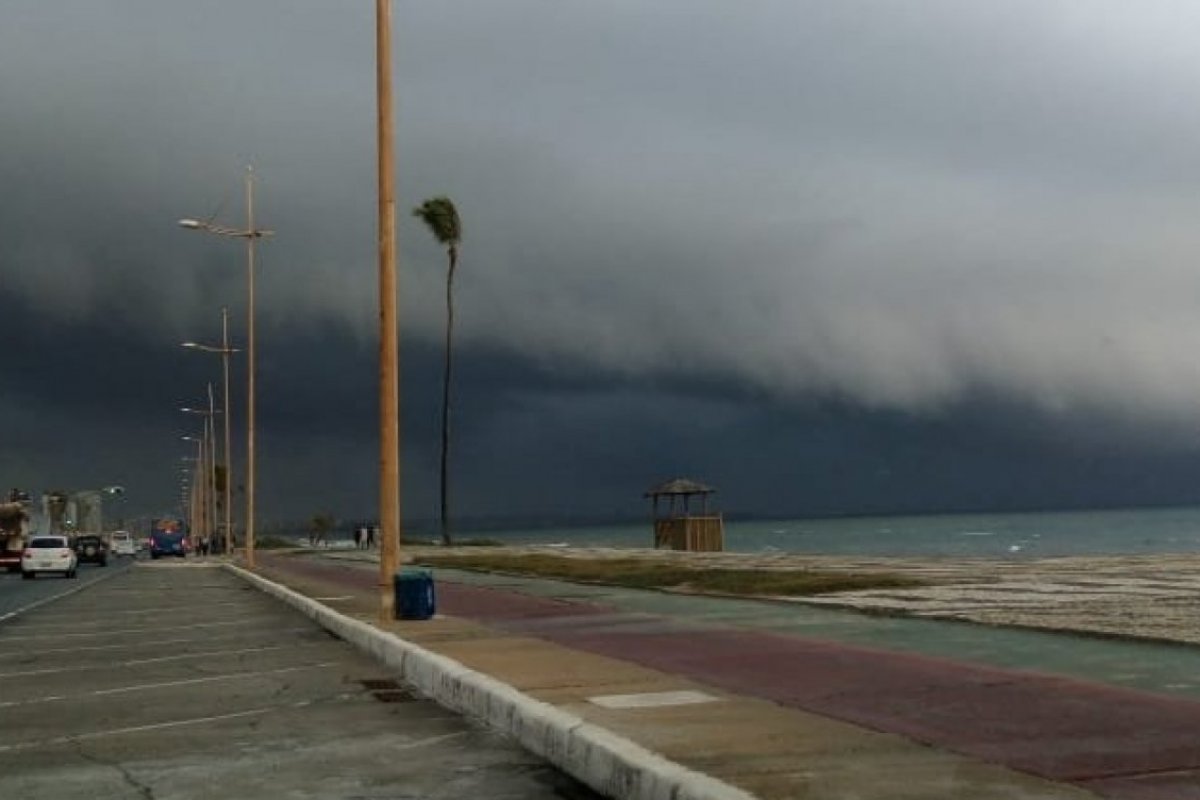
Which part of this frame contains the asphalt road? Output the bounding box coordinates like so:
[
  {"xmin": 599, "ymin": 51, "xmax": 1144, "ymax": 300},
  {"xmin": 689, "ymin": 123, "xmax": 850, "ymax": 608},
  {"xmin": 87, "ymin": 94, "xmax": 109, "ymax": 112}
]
[
  {"xmin": 0, "ymin": 562, "xmax": 597, "ymax": 800},
  {"xmin": 0, "ymin": 556, "xmax": 134, "ymax": 622}
]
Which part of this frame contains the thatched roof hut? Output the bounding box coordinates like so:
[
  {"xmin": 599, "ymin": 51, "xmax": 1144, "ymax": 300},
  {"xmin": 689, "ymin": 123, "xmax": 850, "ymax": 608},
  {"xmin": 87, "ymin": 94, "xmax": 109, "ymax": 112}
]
[
  {"xmin": 645, "ymin": 477, "xmax": 723, "ymax": 551},
  {"xmin": 643, "ymin": 478, "xmax": 716, "ymax": 498}
]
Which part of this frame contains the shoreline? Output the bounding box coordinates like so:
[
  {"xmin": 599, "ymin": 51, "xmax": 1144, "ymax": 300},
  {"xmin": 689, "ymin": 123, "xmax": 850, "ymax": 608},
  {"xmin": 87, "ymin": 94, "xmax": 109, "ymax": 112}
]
[{"xmin": 380, "ymin": 545, "xmax": 1200, "ymax": 648}]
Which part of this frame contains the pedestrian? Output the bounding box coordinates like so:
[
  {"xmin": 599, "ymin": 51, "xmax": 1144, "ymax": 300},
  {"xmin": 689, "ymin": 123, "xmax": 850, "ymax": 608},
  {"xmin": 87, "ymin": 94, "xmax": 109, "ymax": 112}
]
[
  {"xmin": 367, "ymin": 526, "xmax": 377, "ymax": 549},
  {"xmin": 353, "ymin": 526, "xmax": 362, "ymax": 550}
]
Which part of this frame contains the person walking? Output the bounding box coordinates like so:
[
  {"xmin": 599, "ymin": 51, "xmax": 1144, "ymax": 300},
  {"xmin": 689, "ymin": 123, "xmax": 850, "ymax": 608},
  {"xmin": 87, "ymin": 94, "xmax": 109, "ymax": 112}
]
[
  {"xmin": 353, "ymin": 526, "xmax": 362, "ymax": 550},
  {"xmin": 367, "ymin": 525, "xmax": 377, "ymax": 550}
]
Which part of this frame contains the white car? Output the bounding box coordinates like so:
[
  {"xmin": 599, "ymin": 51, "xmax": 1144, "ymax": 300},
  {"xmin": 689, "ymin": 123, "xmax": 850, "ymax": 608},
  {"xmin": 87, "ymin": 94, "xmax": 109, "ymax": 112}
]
[
  {"xmin": 110, "ymin": 530, "xmax": 135, "ymax": 556},
  {"xmin": 22, "ymin": 535, "xmax": 78, "ymax": 579}
]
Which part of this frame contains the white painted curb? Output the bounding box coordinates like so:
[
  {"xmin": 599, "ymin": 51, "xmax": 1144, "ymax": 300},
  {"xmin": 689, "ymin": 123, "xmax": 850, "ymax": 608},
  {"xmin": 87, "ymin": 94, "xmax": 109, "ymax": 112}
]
[{"xmin": 226, "ymin": 564, "xmax": 758, "ymax": 800}]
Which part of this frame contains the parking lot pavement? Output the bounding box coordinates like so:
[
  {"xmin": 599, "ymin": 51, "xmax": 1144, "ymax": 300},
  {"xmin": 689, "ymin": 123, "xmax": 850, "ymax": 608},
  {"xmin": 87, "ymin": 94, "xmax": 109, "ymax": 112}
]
[
  {"xmin": 0, "ymin": 563, "xmax": 598, "ymax": 800},
  {"xmin": 0, "ymin": 558, "xmax": 133, "ymax": 622}
]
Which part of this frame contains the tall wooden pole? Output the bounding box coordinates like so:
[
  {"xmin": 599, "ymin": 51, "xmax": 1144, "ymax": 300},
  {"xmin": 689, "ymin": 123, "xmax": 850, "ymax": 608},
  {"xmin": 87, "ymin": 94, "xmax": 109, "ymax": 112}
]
[
  {"xmin": 221, "ymin": 307, "xmax": 234, "ymax": 555},
  {"xmin": 207, "ymin": 382, "xmax": 218, "ymax": 551},
  {"xmin": 245, "ymin": 166, "xmax": 257, "ymax": 569},
  {"xmin": 201, "ymin": 417, "xmax": 210, "ymax": 542},
  {"xmin": 376, "ymin": 0, "xmax": 401, "ymax": 621}
]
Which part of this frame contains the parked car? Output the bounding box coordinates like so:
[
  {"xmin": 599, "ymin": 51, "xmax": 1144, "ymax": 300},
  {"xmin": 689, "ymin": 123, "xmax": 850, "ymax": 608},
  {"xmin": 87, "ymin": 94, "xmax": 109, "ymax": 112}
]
[
  {"xmin": 22, "ymin": 535, "xmax": 77, "ymax": 579},
  {"xmin": 74, "ymin": 535, "xmax": 108, "ymax": 566},
  {"xmin": 110, "ymin": 530, "xmax": 136, "ymax": 556}
]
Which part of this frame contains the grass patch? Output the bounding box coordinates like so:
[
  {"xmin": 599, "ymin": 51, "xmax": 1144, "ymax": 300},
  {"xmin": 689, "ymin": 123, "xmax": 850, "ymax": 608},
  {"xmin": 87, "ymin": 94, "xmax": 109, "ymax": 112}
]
[
  {"xmin": 257, "ymin": 535, "xmax": 300, "ymax": 550},
  {"xmin": 413, "ymin": 553, "xmax": 925, "ymax": 597}
]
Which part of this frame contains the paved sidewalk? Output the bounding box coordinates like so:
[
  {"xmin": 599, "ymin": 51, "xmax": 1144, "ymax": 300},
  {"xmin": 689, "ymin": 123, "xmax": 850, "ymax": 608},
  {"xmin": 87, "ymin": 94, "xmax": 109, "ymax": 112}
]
[{"xmin": 251, "ymin": 552, "xmax": 1195, "ymax": 800}]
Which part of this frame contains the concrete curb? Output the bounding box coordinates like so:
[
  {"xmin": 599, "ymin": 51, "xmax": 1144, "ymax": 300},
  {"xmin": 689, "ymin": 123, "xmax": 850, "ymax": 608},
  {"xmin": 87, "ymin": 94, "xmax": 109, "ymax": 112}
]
[{"xmin": 226, "ymin": 563, "xmax": 758, "ymax": 800}]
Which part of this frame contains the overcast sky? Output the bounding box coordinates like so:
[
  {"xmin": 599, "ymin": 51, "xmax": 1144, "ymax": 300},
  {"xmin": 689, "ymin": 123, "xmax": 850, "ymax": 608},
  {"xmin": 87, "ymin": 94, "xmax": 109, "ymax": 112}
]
[{"xmin": 8, "ymin": 1, "xmax": 1200, "ymax": 528}]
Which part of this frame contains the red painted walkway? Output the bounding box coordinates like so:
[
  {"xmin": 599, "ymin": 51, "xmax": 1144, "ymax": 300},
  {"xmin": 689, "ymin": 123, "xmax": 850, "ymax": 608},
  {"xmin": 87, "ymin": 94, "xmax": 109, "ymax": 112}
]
[{"xmin": 268, "ymin": 555, "xmax": 1200, "ymax": 799}]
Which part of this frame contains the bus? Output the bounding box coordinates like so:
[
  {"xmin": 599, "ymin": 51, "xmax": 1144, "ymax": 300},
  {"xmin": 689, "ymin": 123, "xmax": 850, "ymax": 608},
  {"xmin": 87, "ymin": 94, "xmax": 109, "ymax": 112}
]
[{"xmin": 149, "ymin": 517, "xmax": 188, "ymax": 559}]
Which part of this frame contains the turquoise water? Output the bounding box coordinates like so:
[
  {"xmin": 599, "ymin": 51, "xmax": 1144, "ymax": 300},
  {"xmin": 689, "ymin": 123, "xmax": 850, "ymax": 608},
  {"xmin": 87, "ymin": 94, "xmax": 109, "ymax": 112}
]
[{"xmin": 474, "ymin": 506, "xmax": 1200, "ymax": 557}]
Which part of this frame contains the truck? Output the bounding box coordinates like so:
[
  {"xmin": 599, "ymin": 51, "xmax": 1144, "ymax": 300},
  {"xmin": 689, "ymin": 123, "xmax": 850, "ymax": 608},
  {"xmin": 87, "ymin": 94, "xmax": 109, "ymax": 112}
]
[{"xmin": 0, "ymin": 500, "xmax": 30, "ymax": 573}]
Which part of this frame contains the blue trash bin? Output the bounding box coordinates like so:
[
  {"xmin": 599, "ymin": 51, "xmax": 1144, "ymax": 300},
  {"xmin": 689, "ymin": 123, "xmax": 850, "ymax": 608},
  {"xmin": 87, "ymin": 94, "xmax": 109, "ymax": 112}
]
[{"xmin": 394, "ymin": 568, "xmax": 436, "ymax": 620}]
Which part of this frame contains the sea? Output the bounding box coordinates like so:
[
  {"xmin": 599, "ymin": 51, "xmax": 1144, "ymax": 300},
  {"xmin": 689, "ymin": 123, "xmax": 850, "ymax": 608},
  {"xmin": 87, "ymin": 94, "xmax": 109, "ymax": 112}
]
[{"xmin": 461, "ymin": 506, "xmax": 1200, "ymax": 558}]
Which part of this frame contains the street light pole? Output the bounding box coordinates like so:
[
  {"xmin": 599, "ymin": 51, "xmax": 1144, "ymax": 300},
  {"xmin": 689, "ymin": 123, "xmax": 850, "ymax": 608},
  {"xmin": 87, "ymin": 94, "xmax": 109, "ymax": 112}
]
[
  {"xmin": 181, "ymin": 405, "xmax": 220, "ymax": 546},
  {"xmin": 244, "ymin": 166, "xmax": 258, "ymax": 569},
  {"xmin": 220, "ymin": 309, "xmax": 233, "ymax": 555},
  {"xmin": 202, "ymin": 416, "xmax": 211, "ymax": 541},
  {"xmin": 182, "ymin": 310, "xmax": 238, "ymax": 556},
  {"xmin": 376, "ymin": 0, "xmax": 401, "ymax": 621},
  {"xmin": 206, "ymin": 382, "xmax": 218, "ymax": 550},
  {"xmin": 182, "ymin": 437, "xmax": 204, "ymax": 545},
  {"xmin": 179, "ymin": 172, "xmax": 271, "ymax": 568}
]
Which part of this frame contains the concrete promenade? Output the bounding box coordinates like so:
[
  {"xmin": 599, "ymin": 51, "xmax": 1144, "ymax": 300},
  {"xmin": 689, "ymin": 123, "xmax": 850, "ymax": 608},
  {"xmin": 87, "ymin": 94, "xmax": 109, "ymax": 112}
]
[{"xmin": 251, "ymin": 550, "xmax": 1200, "ymax": 799}]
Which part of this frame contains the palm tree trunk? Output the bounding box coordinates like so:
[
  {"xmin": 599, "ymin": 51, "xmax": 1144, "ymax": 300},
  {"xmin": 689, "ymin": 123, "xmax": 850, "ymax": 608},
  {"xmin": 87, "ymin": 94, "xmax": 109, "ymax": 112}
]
[{"xmin": 440, "ymin": 246, "xmax": 457, "ymax": 546}]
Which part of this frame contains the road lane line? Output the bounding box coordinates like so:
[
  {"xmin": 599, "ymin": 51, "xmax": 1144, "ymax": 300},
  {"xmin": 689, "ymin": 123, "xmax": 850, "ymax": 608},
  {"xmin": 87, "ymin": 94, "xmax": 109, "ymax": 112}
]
[
  {"xmin": 20, "ymin": 600, "xmax": 256, "ymax": 623},
  {"xmin": 0, "ymin": 662, "xmax": 337, "ymax": 708},
  {"xmin": 0, "ymin": 616, "xmax": 285, "ymax": 641},
  {"xmin": 0, "ymin": 627, "xmax": 315, "ymax": 660},
  {"xmin": 391, "ymin": 731, "xmax": 470, "ymax": 752},
  {"xmin": 0, "ymin": 708, "xmax": 276, "ymax": 753},
  {"xmin": 0, "ymin": 642, "xmax": 326, "ymax": 678},
  {"xmin": 8, "ymin": 602, "xmax": 267, "ymax": 629}
]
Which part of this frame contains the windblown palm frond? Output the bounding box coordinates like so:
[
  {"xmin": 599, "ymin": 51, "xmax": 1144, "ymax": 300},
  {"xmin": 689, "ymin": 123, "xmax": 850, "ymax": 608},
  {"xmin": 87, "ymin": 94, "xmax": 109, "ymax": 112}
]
[
  {"xmin": 413, "ymin": 195, "xmax": 463, "ymax": 547},
  {"xmin": 412, "ymin": 197, "xmax": 461, "ymax": 247}
]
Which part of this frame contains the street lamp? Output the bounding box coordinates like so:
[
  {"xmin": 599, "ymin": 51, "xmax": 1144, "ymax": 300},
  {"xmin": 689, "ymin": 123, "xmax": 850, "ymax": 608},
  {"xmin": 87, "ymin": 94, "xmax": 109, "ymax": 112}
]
[
  {"xmin": 181, "ymin": 390, "xmax": 220, "ymax": 553},
  {"xmin": 182, "ymin": 435, "xmax": 207, "ymax": 544},
  {"xmin": 180, "ymin": 458, "xmax": 197, "ymax": 533},
  {"xmin": 179, "ymin": 169, "xmax": 273, "ymax": 569},
  {"xmin": 183, "ymin": 308, "xmax": 240, "ymax": 556}
]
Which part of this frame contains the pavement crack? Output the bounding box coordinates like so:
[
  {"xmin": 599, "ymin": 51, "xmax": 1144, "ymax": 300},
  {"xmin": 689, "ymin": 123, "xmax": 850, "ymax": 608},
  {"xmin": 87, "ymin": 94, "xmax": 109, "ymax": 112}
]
[{"xmin": 72, "ymin": 740, "xmax": 155, "ymax": 800}]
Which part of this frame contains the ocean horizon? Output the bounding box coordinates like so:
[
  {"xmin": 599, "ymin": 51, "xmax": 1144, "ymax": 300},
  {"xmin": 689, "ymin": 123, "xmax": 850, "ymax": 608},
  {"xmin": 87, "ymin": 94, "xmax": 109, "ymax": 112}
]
[{"xmin": 449, "ymin": 505, "xmax": 1200, "ymax": 558}]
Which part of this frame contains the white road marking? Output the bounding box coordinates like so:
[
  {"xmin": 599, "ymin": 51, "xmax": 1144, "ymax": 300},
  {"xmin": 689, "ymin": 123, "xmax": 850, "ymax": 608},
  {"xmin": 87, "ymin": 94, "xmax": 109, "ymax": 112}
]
[
  {"xmin": 391, "ymin": 731, "xmax": 470, "ymax": 752},
  {"xmin": 22, "ymin": 599, "xmax": 254, "ymax": 623},
  {"xmin": 313, "ymin": 596, "xmax": 354, "ymax": 601},
  {"xmin": 0, "ymin": 627, "xmax": 315, "ymax": 660},
  {"xmin": 0, "ymin": 616, "xmax": 284, "ymax": 642},
  {"xmin": 0, "ymin": 707, "xmax": 278, "ymax": 753},
  {"xmin": 0, "ymin": 662, "xmax": 337, "ymax": 708},
  {"xmin": 588, "ymin": 690, "xmax": 720, "ymax": 709},
  {"xmin": 7, "ymin": 607, "xmax": 275, "ymax": 631},
  {"xmin": 0, "ymin": 642, "xmax": 325, "ymax": 678}
]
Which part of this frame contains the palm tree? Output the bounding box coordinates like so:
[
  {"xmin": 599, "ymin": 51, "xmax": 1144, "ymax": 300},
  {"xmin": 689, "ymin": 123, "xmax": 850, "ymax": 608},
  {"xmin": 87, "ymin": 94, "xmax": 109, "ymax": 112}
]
[
  {"xmin": 309, "ymin": 511, "xmax": 335, "ymax": 548},
  {"xmin": 412, "ymin": 196, "xmax": 462, "ymax": 546}
]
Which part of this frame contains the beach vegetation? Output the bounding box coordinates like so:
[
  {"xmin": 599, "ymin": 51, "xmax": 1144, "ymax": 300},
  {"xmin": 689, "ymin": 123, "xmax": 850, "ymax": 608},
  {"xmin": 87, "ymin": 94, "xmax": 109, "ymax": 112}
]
[
  {"xmin": 256, "ymin": 535, "xmax": 299, "ymax": 550},
  {"xmin": 412, "ymin": 553, "xmax": 925, "ymax": 596}
]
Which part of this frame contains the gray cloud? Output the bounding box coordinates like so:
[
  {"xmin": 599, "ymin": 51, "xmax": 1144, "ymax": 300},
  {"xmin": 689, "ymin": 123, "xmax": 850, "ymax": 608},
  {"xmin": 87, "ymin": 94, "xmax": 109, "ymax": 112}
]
[{"xmin": 9, "ymin": 1, "xmax": 1200, "ymax": 521}]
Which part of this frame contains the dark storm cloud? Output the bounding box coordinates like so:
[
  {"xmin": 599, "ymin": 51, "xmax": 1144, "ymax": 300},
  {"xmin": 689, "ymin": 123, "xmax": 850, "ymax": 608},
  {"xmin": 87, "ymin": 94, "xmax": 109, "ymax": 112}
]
[{"xmin": 8, "ymin": 1, "xmax": 1200, "ymax": 521}]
